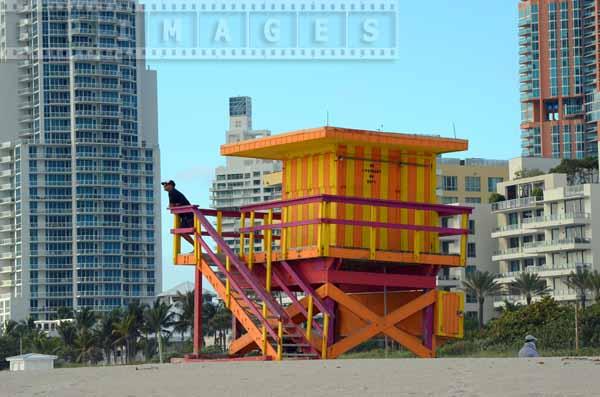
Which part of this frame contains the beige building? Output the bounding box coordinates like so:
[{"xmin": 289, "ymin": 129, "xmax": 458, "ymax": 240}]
[
  {"xmin": 491, "ymin": 172, "xmax": 600, "ymax": 307},
  {"xmin": 438, "ymin": 158, "xmax": 509, "ymax": 205},
  {"xmin": 438, "ymin": 204, "xmax": 498, "ymax": 324}
]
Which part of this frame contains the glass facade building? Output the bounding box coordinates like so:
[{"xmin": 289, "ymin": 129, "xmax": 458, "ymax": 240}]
[
  {"xmin": 0, "ymin": 0, "xmax": 161, "ymax": 322},
  {"xmin": 519, "ymin": 0, "xmax": 599, "ymax": 159}
]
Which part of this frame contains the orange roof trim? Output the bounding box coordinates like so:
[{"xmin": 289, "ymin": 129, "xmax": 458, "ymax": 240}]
[{"xmin": 221, "ymin": 126, "xmax": 468, "ymax": 160}]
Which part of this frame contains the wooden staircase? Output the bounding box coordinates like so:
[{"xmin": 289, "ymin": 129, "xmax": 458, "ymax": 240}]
[{"xmin": 178, "ymin": 208, "xmax": 323, "ymax": 360}]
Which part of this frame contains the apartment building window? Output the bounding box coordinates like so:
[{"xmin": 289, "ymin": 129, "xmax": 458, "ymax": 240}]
[
  {"xmin": 552, "ymin": 125, "xmax": 561, "ymax": 158},
  {"xmin": 487, "ymin": 177, "xmax": 504, "ymax": 192},
  {"xmin": 565, "ymin": 198, "xmax": 584, "ymax": 214},
  {"xmin": 441, "ymin": 196, "xmax": 458, "ymax": 204},
  {"xmin": 442, "ymin": 176, "xmax": 457, "ymax": 191},
  {"xmin": 465, "ymin": 176, "xmax": 480, "ymax": 192},
  {"xmin": 468, "ymin": 220, "xmax": 475, "ymax": 235},
  {"xmin": 465, "ymin": 197, "xmax": 481, "ymax": 204},
  {"xmin": 441, "ymin": 241, "xmax": 451, "ymax": 255},
  {"xmin": 563, "ymin": 125, "xmax": 572, "ymax": 158},
  {"xmin": 510, "ymin": 261, "xmax": 520, "ymax": 272},
  {"xmin": 440, "ymin": 217, "xmax": 449, "ymax": 228},
  {"xmin": 565, "ymin": 226, "xmax": 585, "ymax": 240},
  {"xmin": 467, "ymin": 243, "xmax": 476, "ymax": 258}
]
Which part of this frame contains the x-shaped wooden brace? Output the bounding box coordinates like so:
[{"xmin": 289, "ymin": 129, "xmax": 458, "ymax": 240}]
[{"xmin": 326, "ymin": 283, "xmax": 437, "ymax": 358}]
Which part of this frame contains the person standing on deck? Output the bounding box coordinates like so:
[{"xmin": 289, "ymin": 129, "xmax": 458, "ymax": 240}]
[{"xmin": 162, "ymin": 180, "xmax": 195, "ymax": 245}]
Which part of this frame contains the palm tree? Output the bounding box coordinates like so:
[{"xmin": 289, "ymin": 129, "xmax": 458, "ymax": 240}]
[
  {"xmin": 56, "ymin": 321, "xmax": 78, "ymax": 362},
  {"xmin": 588, "ymin": 270, "xmax": 600, "ymax": 304},
  {"xmin": 565, "ymin": 267, "xmax": 591, "ymax": 309},
  {"xmin": 112, "ymin": 314, "xmax": 137, "ymax": 364},
  {"xmin": 172, "ymin": 291, "xmax": 194, "ymax": 343},
  {"xmin": 5, "ymin": 320, "xmax": 32, "ymax": 354},
  {"xmin": 56, "ymin": 306, "xmax": 74, "ymax": 320},
  {"xmin": 208, "ymin": 301, "xmax": 232, "ymax": 352},
  {"xmin": 96, "ymin": 310, "xmax": 121, "ymax": 365},
  {"xmin": 74, "ymin": 329, "xmax": 99, "ymax": 364},
  {"xmin": 125, "ymin": 302, "xmax": 146, "ymax": 361},
  {"xmin": 462, "ymin": 270, "xmax": 502, "ymax": 329},
  {"xmin": 510, "ymin": 272, "xmax": 551, "ymax": 305},
  {"xmin": 3, "ymin": 320, "xmax": 19, "ymax": 337},
  {"xmin": 74, "ymin": 308, "xmax": 96, "ymax": 331},
  {"xmin": 495, "ymin": 299, "xmax": 520, "ymax": 314},
  {"xmin": 144, "ymin": 299, "xmax": 176, "ymax": 363}
]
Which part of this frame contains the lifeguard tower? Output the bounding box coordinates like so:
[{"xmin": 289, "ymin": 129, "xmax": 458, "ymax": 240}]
[{"xmin": 170, "ymin": 126, "xmax": 472, "ymax": 360}]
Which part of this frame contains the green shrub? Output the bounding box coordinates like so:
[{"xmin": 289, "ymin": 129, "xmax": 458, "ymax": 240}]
[
  {"xmin": 484, "ymin": 297, "xmax": 575, "ymax": 350},
  {"xmin": 437, "ymin": 340, "xmax": 480, "ymax": 356},
  {"xmin": 581, "ymin": 303, "xmax": 600, "ymax": 348},
  {"xmin": 0, "ymin": 336, "xmax": 18, "ymax": 370},
  {"xmin": 488, "ymin": 193, "xmax": 506, "ymax": 203}
]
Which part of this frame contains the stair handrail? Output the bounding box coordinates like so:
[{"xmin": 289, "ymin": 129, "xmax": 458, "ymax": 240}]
[
  {"xmin": 196, "ymin": 237, "xmax": 278, "ymax": 340},
  {"xmin": 280, "ymin": 260, "xmax": 333, "ymax": 318},
  {"xmin": 177, "ymin": 206, "xmax": 289, "ymax": 320}
]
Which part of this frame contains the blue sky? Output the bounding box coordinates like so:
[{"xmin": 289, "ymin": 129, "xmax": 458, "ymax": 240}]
[{"xmin": 150, "ymin": 1, "xmax": 521, "ymax": 290}]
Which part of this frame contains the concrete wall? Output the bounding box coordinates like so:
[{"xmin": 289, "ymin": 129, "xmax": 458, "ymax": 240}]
[
  {"xmin": 10, "ymin": 359, "xmax": 55, "ymax": 371},
  {"xmin": 508, "ymin": 157, "xmax": 561, "ymax": 181},
  {"xmin": 0, "ymin": 63, "xmax": 18, "ymax": 142}
]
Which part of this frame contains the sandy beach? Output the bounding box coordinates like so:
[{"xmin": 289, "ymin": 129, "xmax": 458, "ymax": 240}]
[{"xmin": 1, "ymin": 357, "xmax": 600, "ymax": 397}]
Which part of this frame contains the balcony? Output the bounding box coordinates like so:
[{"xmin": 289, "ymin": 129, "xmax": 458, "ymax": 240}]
[
  {"xmin": 496, "ymin": 263, "xmax": 591, "ymax": 281},
  {"xmin": 522, "ymin": 212, "xmax": 591, "ymax": 228},
  {"xmin": 0, "ymin": 266, "xmax": 13, "ymax": 273},
  {"xmin": 0, "ymin": 210, "xmax": 14, "ymax": 219},
  {"xmin": 565, "ymin": 185, "xmax": 587, "ymax": 198},
  {"xmin": 436, "ymin": 275, "xmax": 461, "ymax": 288},
  {"xmin": 76, "ymin": 291, "xmax": 122, "ymax": 297},
  {"xmin": 41, "ymin": 278, "xmax": 72, "ymax": 284},
  {"xmin": 491, "ymin": 223, "xmax": 539, "ymax": 238},
  {"xmin": 519, "ymin": 27, "xmax": 532, "ymax": 36},
  {"xmin": 31, "ymin": 291, "xmax": 72, "ymax": 298},
  {"xmin": 77, "ymin": 277, "xmax": 122, "ymax": 283},
  {"xmin": 492, "ymin": 247, "xmax": 541, "ymax": 262},
  {"xmin": 0, "ymin": 280, "xmax": 15, "ymax": 288},
  {"xmin": 523, "ymin": 238, "xmax": 592, "ymax": 253},
  {"xmin": 491, "ymin": 196, "xmax": 542, "ymax": 212}
]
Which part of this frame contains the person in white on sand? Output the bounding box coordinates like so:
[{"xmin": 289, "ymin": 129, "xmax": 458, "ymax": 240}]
[{"xmin": 518, "ymin": 335, "xmax": 539, "ymax": 358}]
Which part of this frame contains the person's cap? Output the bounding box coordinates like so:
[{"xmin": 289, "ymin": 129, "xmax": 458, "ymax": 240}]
[
  {"xmin": 161, "ymin": 180, "xmax": 175, "ymax": 187},
  {"xmin": 525, "ymin": 335, "xmax": 537, "ymax": 342}
]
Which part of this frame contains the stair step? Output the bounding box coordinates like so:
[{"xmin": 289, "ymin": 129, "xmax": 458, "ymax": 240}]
[
  {"xmin": 283, "ymin": 353, "xmax": 319, "ymax": 358},
  {"xmin": 282, "ymin": 334, "xmax": 304, "ymax": 339},
  {"xmin": 282, "ymin": 343, "xmax": 310, "ymax": 347}
]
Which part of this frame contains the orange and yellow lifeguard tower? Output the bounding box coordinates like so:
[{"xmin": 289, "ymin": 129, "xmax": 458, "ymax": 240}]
[{"xmin": 171, "ymin": 126, "xmax": 471, "ymax": 360}]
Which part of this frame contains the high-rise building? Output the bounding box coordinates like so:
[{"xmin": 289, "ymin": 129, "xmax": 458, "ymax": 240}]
[
  {"xmin": 210, "ymin": 97, "xmax": 281, "ymax": 252},
  {"xmin": 0, "ymin": 0, "xmax": 161, "ymax": 323},
  {"xmin": 437, "ymin": 158, "xmax": 509, "ymax": 205},
  {"xmin": 519, "ymin": 0, "xmax": 599, "ymax": 159}
]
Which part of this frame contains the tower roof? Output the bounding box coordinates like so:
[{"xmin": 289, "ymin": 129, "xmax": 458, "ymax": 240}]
[{"xmin": 221, "ymin": 126, "xmax": 468, "ymax": 160}]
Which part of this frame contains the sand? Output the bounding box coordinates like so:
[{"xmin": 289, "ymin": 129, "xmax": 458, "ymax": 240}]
[{"xmin": 1, "ymin": 357, "xmax": 599, "ymax": 397}]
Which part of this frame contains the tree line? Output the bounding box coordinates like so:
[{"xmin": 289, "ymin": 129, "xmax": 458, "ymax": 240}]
[
  {"xmin": 0, "ymin": 290, "xmax": 231, "ymax": 370},
  {"xmin": 464, "ymin": 268, "xmax": 600, "ymax": 328}
]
